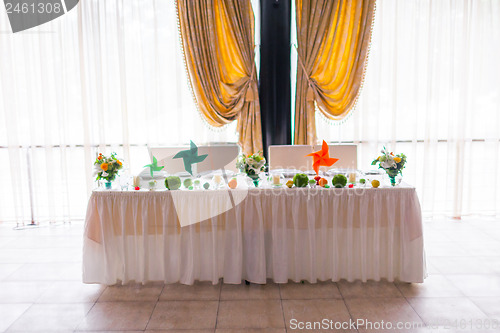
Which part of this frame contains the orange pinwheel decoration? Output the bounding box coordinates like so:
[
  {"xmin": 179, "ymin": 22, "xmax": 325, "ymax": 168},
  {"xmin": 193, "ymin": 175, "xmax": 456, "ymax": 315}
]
[{"xmin": 306, "ymin": 140, "xmax": 339, "ymax": 176}]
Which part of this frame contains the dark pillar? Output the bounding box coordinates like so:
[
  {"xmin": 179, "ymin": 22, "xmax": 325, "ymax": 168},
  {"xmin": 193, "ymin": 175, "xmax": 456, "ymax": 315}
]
[{"xmin": 259, "ymin": 0, "xmax": 291, "ymax": 159}]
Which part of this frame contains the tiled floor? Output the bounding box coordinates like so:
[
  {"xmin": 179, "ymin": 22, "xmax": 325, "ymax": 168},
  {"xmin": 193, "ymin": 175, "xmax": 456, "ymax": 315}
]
[{"xmin": 1, "ymin": 218, "xmax": 500, "ymax": 332}]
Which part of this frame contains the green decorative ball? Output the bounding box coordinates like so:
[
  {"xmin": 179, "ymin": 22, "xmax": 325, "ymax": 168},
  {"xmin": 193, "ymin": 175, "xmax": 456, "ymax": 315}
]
[
  {"xmin": 183, "ymin": 178, "xmax": 193, "ymax": 188},
  {"xmin": 293, "ymin": 173, "xmax": 309, "ymax": 187},
  {"xmin": 332, "ymin": 174, "xmax": 347, "ymax": 188},
  {"xmin": 165, "ymin": 176, "xmax": 181, "ymax": 190},
  {"xmin": 203, "ymin": 182, "xmax": 210, "ymax": 190}
]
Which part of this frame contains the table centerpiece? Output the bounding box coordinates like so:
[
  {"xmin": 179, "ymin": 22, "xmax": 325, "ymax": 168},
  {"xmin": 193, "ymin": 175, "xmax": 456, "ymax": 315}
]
[{"xmin": 236, "ymin": 151, "xmax": 266, "ymax": 187}]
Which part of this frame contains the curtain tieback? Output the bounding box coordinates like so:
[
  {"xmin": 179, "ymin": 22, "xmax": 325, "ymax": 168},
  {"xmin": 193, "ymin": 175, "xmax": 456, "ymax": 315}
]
[
  {"xmin": 244, "ymin": 63, "xmax": 257, "ymax": 102},
  {"xmin": 295, "ymin": 45, "xmax": 315, "ymax": 102}
]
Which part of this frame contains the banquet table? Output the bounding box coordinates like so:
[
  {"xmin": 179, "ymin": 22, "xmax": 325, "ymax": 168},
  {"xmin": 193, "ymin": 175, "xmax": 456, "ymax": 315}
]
[{"xmin": 83, "ymin": 184, "xmax": 426, "ymax": 285}]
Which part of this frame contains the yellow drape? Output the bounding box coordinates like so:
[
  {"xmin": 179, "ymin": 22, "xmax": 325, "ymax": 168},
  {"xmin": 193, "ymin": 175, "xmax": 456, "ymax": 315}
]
[
  {"xmin": 177, "ymin": 0, "xmax": 262, "ymax": 154},
  {"xmin": 294, "ymin": 0, "xmax": 375, "ymax": 145}
]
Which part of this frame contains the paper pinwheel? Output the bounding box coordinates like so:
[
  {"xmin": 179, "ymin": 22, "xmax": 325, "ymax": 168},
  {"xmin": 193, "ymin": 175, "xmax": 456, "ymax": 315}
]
[
  {"xmin": 144, "ymin": 156, "xmax": 164, "ymax": 178},
  {"xmin": 173, "ymin": 141, "xmax": 208, "ymax": 175},
  {"xmin": 306, "ymin": 140, "xmax": 339, "ymax": 176}
]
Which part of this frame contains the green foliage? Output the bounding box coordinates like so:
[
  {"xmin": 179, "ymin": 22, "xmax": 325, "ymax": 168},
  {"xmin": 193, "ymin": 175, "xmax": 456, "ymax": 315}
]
[
  {"xmin": 165, "ymin": 176, "xmax": 181, "ymax": 190},
  {"xmin": 293, "ymin": 173, "xmax": 309, "ymax": 187},
  {"xmin": 332, "ymin": 174, "xmax": 347, "ymax": 188}
]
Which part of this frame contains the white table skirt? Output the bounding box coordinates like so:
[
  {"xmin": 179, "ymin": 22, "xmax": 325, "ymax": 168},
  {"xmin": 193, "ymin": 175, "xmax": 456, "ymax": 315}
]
[{"xmin": 83, "ymin": 185, "xmax": 426, "ymax": 285}]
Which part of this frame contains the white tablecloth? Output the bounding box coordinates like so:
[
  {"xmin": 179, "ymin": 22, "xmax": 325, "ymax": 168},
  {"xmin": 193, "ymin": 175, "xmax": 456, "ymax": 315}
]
[{"xmin": 83, "ymin": 184, "xmax": 426, "ymax": 285}]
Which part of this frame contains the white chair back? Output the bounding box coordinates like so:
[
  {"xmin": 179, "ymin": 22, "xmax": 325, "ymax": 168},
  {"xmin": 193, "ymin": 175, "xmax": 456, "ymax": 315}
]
[
  {"xmin": 149, "ymin": 144, "xmax": 240, "ymax": 174},
  {"xmin": 268, "ymin": 144, "xmax": 357, "ymax": 171}
]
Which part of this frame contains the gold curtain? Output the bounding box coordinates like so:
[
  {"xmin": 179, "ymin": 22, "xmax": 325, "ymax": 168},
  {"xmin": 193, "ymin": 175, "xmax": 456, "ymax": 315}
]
[
  {"xmin": 294, "ymin": 0, "xmax": 375, "ymax": 145},
  {"xmin": 177, "ymin": 0, "xmax": 262, "ymax": 154}
]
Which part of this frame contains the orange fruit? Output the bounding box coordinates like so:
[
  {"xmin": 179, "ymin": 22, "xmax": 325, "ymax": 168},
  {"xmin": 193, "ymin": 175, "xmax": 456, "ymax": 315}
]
[{"xmin": 318, "ymin": 178, "xmax": 328, "ymax": 187}]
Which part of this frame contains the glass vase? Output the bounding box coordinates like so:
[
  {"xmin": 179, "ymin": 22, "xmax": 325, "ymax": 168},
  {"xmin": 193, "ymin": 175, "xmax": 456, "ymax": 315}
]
[
  {"xmin": 104, "ymin": 181, "xmax": 112, "ymax": 190},
  {"xmin": 248, "ymin": 174, "xmax": 260, "ymax": 188}
]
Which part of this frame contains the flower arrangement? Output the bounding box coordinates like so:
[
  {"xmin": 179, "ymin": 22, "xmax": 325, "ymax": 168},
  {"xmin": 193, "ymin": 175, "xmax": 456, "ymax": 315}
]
[
  {"xmin": 236, "ymin": 152, "xmax": 266, "ymax": 178},
  {"xmin": 371, "ymin": 147, "xmax": 406, "ymax": 185},
  {"xmin": 94, "ymin": 152, "xmax": 123, "ymax": 182}
]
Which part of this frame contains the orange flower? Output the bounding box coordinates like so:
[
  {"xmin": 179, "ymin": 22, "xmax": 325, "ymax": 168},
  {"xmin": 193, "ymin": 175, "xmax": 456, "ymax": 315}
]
[
  {"xmin": 117, "ymin": 160, "xmax": 122, "ymax": 166},
  {"xmin": 100, "ymin": 163, "xmax": 108, "ymax": 171},
  {"xmin": 98, "ymin": 155, "xmax": 102, "ymax": 160},
  {"xmin": 394, "ymin": 157, "xmax": 401, "ymax": 163}
]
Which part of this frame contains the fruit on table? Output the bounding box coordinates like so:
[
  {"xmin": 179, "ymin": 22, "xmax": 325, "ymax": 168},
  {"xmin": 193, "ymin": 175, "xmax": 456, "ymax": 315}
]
[
  {"xmin": 324, "ymin": 185, "xmax": 330, "ymax": 188},
  {"xmin": 348, "ymin": 184, "xmax": 354, "ymax": 188},
  {"xmin": 228, "ymin": 178, "xmax": 238, "ymax": 189},
  {"xmin": 293, "ymin": 173, "xmax": 309, "ymax": 187},
  {"xmin": 134, "ymin": 186, "xmax": 140, "ymax": 191},
  {"xmin": 308, "ymin": 179, "xmax": 316, "ymax": 186},
  {"xmin": 183, "ymin": 178, "xmax": 193, "ymax": 188},
  {"xmin": 314, "ymin": 175, "xmax": 321, "ymax": 185},
  {"xmin": 318, "ymin": 178, "xmax": 328, "ymax": 187},
  {"xmin": 188, "ymin": 186, "xmax": 193, "ymax": 190},
  {"xmin": 332, "ymin": 174, "xmax": 347, "ymax": 188},
  {"xmin": 203, "ymin": 182, "xmax": 210, "ymax": 190},
  {"xmin": 165, "ymin": 176, "xmax": 181, "ymax": 190},
  {"xmin": 286, "ymin": 180, "xmax": 294, "ymax": 188},
  {"xmin": 371, "ymin": 179, "xmax": 380, "ymax": 188},
  {"xmin": 359, "ymin": 178, "xmax": 366, "ymax": 184}
]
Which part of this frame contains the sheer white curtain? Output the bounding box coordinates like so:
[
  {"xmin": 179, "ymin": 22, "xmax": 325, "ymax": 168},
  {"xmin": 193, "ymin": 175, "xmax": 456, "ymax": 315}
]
[
  {"xmin": 316, "ymin": 0, "xmax": 500, "ymax": 218},
  {"xmin": 0, "ymin": 0, "xmax": 238, "ymax": 224}
]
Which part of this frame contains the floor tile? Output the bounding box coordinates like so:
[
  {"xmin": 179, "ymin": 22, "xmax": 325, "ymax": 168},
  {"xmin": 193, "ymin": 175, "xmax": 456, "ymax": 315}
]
[
  {"xmin": 0, "ymin": 281, "xmax": 52, "ymax": 303},
  {"xmin": 446, "ymin": 274, "xmax": 500, "ymax": 296},
  {"xmin": 0, "ymin": 264, "xmax": 22, "ymax": 281},
  {"xmin": 146, "ymin": 330, "xmax": 214, "ymax": 333},
  {"xmin": 430, "ymin": 257, "xmax": 499, "ymax": 275},
  {"xmin": 407, "ymin": 297, "xmax": 489, "ymax": 326},
  {"xmin": 279, "ymin": 281, "xmax": 342, "ymax": 299},
  {"xmin": 220, "ymin": 282, "xmax": 280, "ymax": 300},
  {"xmin": 282, "ymin": 299, "xmax": 353, "ymax": 332},
  {"xmin": 424, "ymin": 242, "xmax": 470, "ymax": 257},
  {"xmin": 147, "ymin": 300, "xmax": 218, "ymax": 330},
  {"xmin": 345, "ymin": 298, "xmax": 423, "ymax": 328},
  {"xmin": 396, "ymin": 275, "xmax": 463, "ymax": 297},
  {"xmin": 7, "ymin": 303, "xmax": 92, "ymax": 331},
  {"xmin": 469, "ymin": 297, "xmax": 500, "ymax": 320},
  {"xmin": 77, "ymin": 301, "xmax": 155, "ymax": 331},
  {"xmin": 0, "ymin": 303, "xmax": 31, "ymax": 332},
  {"xmin": 36, "ymin": 281, "xmax": 105, "ymax": 303},
  {"xmin": 217, "ymin": 300, "xmax": 284, "ymax": 329},
  {"xmin": 98, "ymin": 283, "xmax": 163, "ymax": 302},
  {"xmin": 5, "ymin": 262, "xmax": 82, "ymax": 281},
  {"xmin": 216, "ymin": 329, "xmax": 286, "ymax": 333},
  {"xmin": 337, "ymin": 280, "xmax": 403, "ymax": 298},
  {"xmin": 160, "ymin": 281, "xmax": 220, "ymax": 301}
]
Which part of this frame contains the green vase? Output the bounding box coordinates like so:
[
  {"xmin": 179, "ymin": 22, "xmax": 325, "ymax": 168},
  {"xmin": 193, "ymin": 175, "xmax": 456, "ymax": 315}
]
[
  {"xmin": 389, "ymin": 175, "xmax": 396, "ymax": 186},
  {"xmin": 104, "ymin": 181, "xmax": 112, "ymax": 189},
  {"xmin": 248, "ymin": 174, "xmax": 260, "ymax": 187}
]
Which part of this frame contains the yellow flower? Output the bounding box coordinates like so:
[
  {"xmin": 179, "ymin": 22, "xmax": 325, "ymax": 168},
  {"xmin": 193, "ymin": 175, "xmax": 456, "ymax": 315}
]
[
  {"xmin": 394, "ymin": 157, "xmax": 401, "ymax": 163},
  {"xmin": 376, "ymin": 156, "xmax": 380, "ymax": 161},
  {"xmin": 101, "ymin": 163, "xmax": 109, "ymax": 171}
]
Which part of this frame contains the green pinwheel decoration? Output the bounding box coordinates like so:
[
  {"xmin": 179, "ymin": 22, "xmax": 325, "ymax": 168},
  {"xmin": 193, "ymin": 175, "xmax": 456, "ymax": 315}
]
[
  {"xmin": 173, "ymin": 141, "xmax": 208, "ymax": 175},
  {"xmin": 144, "ymin": 156, "xmax": 164, "ymax": 178}
]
